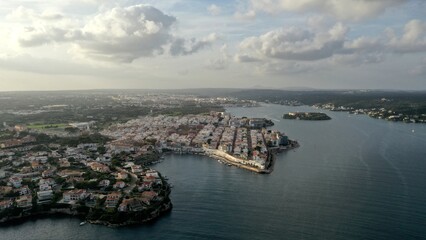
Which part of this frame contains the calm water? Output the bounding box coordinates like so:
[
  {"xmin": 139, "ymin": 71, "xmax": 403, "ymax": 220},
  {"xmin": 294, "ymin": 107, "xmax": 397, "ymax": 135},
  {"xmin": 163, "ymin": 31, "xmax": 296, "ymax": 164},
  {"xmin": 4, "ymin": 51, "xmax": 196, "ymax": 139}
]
[{"xmin": 1, "ymin": 104, "xmax": 426, "ymax": 240}]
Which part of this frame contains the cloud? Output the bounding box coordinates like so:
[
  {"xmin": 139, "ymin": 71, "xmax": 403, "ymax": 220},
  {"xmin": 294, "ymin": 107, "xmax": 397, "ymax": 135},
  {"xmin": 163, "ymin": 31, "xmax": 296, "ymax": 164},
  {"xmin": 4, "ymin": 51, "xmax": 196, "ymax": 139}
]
[
  {"xmin": 236, "ymin": 18, "xmax": 426, "ymax": 71},
  {"xmin": 207, "ymin": 4, "xmax": 221, "ymax": 16},
  {"xmin": 330, "ymin": 53, "xmax": 384, "ymax": 66},
  {"xmin": 248, "ymin": 0, "xmax": 407, "ymax": 21},
  {"xmin": 256, "ymin": 61, "xmax": 316, "ymax": 75},
  {"xmin": 206, "ymin": 44, "xmax": 230, "ymax": 70},
  {"xmin": 12, "ymin": 4, "xmax": 215, "ymax": 63},
  {"xmin": 170, "ymin": 33, "xmax": 218, "ymax": 56},
  {"xmin": 234, "ymin": 54, "xmax": 260, "ymax": 63},
  {"xmin": 238, "ymin": 23, "xmax": 349, "ymax": 61},
  {"xmin": 6, "ymin": 6, "xmax": 64, "ymax": 21},
  {"xmin": 386, "ymin": 19, "xmax": 426, "ymax": 53},
  {"xmin": 234, "ymin": 10, "xmax": 256, "ymax": 21}
]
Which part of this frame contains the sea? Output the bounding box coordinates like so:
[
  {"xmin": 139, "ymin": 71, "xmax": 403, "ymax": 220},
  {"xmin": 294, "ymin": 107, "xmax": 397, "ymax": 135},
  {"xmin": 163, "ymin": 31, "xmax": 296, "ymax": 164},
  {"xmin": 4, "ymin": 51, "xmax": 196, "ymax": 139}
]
[{"xmin": 1, "ymin": 103, "xmax": 426, "ymax": 240}]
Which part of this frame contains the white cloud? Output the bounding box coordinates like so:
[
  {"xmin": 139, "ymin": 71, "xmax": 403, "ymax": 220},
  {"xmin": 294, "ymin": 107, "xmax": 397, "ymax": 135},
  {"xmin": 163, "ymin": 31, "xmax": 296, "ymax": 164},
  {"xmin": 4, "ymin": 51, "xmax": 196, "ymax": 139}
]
[
  {"xmin": 236, "ymin": 18, "xmax": 426, "ymax": 73},
  {"xmin": 73, "ymin": 5, "xmax": 176, "ymax": 62},
  {"xmin": 386, "ymin": 19, "xmax": 426, "ymax": 53},
  {"xmin": 238, "ymin": 23, "xmax": 348, "ymax": 61},
  {"xmin": 11, "ymin": 4, "xmax": 216, "ymax": 63},
  {"xmin": 234, "ymin": 54, "xmax": 260, "ymax": 63},
  {"xmin": 234, "ymin": 10, "xmax": 256, "ymax": 21},
  {"xmin": 207, "ymin": 4, "xmax": 221, "ymax": 16},
  {"xmin": 206, "ymin": 44, "xmax": 230, "ymax": 70},
  {"xmin": 248, "ymin": 0, "xmax": 407, "ymax": 21},
  {"xmin": 256, "ymin": 61, "xmax": 316, "ymax": 75}
]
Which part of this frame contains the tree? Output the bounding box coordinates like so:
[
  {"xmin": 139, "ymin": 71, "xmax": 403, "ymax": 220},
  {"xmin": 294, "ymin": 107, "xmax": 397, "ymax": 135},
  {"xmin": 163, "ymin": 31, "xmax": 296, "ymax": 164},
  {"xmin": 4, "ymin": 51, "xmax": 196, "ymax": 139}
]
[{"xmin": 97, "ymin": 146, "xmax": 106, "ymax": 155}]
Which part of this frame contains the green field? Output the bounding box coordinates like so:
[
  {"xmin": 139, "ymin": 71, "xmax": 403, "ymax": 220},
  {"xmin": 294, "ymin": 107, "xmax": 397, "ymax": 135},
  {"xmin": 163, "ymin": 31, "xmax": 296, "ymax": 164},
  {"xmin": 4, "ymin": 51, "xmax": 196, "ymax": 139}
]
[{"xmin": 27, "ymin": 123, "xmax": 69, "ymax": 129}]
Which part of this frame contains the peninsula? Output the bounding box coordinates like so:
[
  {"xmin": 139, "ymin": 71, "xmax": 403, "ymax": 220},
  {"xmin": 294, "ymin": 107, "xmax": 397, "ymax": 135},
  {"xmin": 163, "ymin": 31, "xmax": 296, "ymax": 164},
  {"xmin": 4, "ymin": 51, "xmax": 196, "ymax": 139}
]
[
  {"xmin": 284, "ymin": 112, "xmax": 331, "ymax": 121},
  {"xmin": 102, "ymin": 112, "xmax": 298, "ymax": 174},
  {"xmin": 0, "ymin": 110, "xmax": 297, "ymax": 226}
]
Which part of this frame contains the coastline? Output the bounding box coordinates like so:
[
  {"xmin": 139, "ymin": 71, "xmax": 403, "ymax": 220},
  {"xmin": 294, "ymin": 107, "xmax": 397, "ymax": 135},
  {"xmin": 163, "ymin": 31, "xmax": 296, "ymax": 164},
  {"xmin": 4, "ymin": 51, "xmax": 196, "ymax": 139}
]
[
  {"xmin": 0, "ymin": 199, "xmax": 172, "ymax": 228},
  {"xmin": 162, "ymin": 140, "xmax": 299, "ymax": 174}
]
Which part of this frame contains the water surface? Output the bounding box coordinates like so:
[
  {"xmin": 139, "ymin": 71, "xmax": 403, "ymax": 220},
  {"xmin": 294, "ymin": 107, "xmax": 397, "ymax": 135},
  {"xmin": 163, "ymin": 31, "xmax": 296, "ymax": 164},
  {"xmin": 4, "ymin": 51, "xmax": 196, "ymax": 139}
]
[{"xmin": 1, "ymin": 104, "xmax": 426, "ymax": 239}]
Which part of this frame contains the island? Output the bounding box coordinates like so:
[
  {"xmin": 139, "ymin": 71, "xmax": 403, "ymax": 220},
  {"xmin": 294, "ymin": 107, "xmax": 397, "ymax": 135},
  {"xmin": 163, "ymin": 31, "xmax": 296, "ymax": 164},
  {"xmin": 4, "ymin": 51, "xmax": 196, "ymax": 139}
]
[{"xmin": 283, "ymin": 112, "xmax": 331, "ymax": 121}]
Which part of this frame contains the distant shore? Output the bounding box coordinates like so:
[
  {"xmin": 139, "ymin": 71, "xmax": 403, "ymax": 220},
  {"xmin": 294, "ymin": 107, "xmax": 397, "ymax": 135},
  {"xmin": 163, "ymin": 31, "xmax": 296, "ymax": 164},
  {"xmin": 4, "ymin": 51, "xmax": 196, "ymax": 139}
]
[{"xmin": 283, "ymin": 112, "xmax": 331, "ymax": 121}]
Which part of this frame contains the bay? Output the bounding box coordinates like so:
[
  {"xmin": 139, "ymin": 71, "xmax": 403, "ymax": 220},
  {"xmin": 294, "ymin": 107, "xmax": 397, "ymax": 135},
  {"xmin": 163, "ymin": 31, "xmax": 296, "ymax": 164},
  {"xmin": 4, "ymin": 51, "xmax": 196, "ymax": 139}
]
[{"xmin": 1, "ymin": 103, "xmax": 426, "ymax": 239}]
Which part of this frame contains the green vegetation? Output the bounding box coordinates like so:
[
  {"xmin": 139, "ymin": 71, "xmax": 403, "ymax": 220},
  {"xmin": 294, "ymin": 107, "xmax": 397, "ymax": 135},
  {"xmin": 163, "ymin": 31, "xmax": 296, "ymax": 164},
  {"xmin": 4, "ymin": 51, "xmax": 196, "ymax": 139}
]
[
  {"xmin": 27, "ymin": 123, "xmax": 69, "ymax": 129},
  {"xmin": 284, "ymin": 112, "xmax": 331, "ymax": 121}
]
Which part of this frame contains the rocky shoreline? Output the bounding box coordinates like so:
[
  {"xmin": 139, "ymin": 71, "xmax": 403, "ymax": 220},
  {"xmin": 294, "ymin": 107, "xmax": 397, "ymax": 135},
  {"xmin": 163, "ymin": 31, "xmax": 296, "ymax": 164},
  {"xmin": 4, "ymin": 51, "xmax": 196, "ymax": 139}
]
[
  {"xmin": 0, "ymin": 199, "xmax": 172, "ymax": 227},
  {"xmin": 87, "ymin": 200, "xmax": 172, "ymax": 227}
]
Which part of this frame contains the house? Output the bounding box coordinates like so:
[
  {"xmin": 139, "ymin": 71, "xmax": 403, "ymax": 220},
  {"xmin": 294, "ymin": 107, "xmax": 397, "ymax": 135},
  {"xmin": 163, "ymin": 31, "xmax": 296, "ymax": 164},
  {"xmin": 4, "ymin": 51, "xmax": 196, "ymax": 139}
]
[
  {"xmin": 105, "ymin": 192, "xmax": 121, "ymax": 208},
  {"xmin": 57, "ymin": 169, "xmax": 84, "ymax": 178},
  {"xmin": 16, "ymin": 195, "xmax": 33, "ymax": 208},
  {"xmin": 88, "ymin": 162, "xmax": 110, "ymax": 173},
  {"xmin": 0, "ymin": 186, "xmax": 13, "ymax": 195},
  {"xmin": 39, "ymin": 183, "xmax": 52, "ymax": 191},
  {"xmin": 141, "ymin": 191, "xmax": 158, "ymax": 202},
  {"xmin": 31, "ymin": 161, "xmax": 44, "ymax": 171},
  {"xmin": 113, "ymin": 181, "xmax": 126, "ymax": 189},
  {"xmin": 42, "ymin": 169, "xmax": 56, "ymax": 178},
  {"xmin": 138, "ymin": 182, "xmax": 153, "ymax": 192},
  {"xmin": 20, "ymin": 166, "xmax": 32, "ymax": 174},
  {"xmin": 14, "ymin": 125, "xmax": 27, "ymax": 132},
  {"xmin": 58, "ymin": 158, "xmax": 71, "ymax": 168},
  {"xmin": 66, "ymin": 177, "xmax": 85, "ymax": 184},
  {"xmin": 145, "ymin": 170, "xmax": 159, "ymax": 178},
  {"xmin": 18, "ymin": 185, "xmax": 31, "ymax": 196},
  {"xmin": 37, "ymin": 190, "xmax": 53, "ymax": 204},
  {"xmin": 63, "ymin": 189, "xmax": 88, "ymax": 203},
  {"xmin": 131, "ymin": 165, "xmax": 143, "ymax": 174},
  {"xmin": 9, "ymin": 176, "xmax": 22, "ymax": 188},
  {"xmin": 98, "ymin": 179, "xmax": 110, "ymax": 188},
  {"xmin": 139, "ymin": 191, "xmax": 160, "ymax": 205},
  {"xmin": 39, "ymin": 178, "xmax": 56, "ymax": 187},
  {"xmin": 0, "ymin": 200, "xmax": 13, "ymax": 210},
  {"xmin": 117, "ymin": 172, "xmax": 128, "ymax": 180},
  {"xmin": 118, "ymin": 198, "xmax": 144, "ymax": 212},
  {"xmin": 143, "ymin": 176, "xmax": 156, "ymax": 183},
  {"xmin": 108, "ymin": 141, "xmax": 135, "ymax": 154}
]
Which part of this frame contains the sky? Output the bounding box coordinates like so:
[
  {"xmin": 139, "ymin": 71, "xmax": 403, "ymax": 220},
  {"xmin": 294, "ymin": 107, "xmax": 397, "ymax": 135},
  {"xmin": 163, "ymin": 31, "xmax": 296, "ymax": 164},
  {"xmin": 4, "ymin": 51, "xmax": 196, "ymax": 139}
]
[{"xmin": 0, "ymin": 0, "xmax": 426, "ymax": 91}]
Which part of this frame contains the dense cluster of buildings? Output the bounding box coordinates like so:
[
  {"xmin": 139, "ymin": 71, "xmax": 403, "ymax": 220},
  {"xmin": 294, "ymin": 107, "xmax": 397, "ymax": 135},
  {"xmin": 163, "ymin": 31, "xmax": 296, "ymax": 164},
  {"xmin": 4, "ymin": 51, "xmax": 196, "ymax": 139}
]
[
  {"xmin": 0, "ymin": 141, "xmax": 169, "ymax": 217},
  {"xmin": 102, "ymin": 112, "xmax": 289, "ymax": 170},
  {"xmin": 315, "ymin": 103, "xmax": 426, "ymax": 123}
]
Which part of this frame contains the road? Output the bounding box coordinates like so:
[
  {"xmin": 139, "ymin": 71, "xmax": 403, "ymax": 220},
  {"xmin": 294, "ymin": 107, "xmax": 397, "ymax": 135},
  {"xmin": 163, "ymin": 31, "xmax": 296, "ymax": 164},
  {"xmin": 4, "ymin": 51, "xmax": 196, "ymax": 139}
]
[{"xmin": 116, "ymin": 167, "xmax": 138, "ymax": 194}]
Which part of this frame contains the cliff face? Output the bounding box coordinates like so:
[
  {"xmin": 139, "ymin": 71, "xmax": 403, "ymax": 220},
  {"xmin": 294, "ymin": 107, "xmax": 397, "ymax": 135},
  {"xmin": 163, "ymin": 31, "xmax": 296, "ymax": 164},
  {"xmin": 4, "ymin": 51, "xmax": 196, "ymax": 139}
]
[
  {"xmin": 0, "ymin": 198, "xmax": 172, "ymax": 227},
  {"xmin": 1, "ymin": 183, "xmax": 173, "ymax": 227},
  {"xmin": 88, "ymin": 199, "xmax": 173, "ymax": 227}
]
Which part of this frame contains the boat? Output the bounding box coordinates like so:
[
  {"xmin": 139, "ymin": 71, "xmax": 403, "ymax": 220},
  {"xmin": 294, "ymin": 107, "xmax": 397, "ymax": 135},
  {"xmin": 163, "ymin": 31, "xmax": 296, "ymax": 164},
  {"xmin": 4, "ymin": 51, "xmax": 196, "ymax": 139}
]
[{"xmin": 80, "ymin": 221, "xmax": 87, "ymax": 226}]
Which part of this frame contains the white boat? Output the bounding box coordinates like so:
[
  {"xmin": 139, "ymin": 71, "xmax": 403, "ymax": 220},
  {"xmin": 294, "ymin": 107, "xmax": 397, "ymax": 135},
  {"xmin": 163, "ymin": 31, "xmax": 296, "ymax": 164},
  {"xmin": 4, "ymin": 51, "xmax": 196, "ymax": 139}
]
[{"xmin": 80, "ymin": 221, "xmax": 87, "ymax": 226}]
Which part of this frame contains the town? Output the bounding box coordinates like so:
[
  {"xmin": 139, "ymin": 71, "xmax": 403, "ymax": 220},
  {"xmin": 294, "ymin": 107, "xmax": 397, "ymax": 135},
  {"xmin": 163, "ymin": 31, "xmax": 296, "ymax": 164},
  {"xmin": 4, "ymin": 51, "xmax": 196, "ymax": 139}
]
[
  {"xmin": 0, "ymin": 110, "xmax": 295, "ymax": 226},
  {"xmin": 0, "ymin": 138, "xmax": 172, "ymax": 226},
  {"xmin": 101, "ymin": 112, "xmax": 294, "ymax": 172}
]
